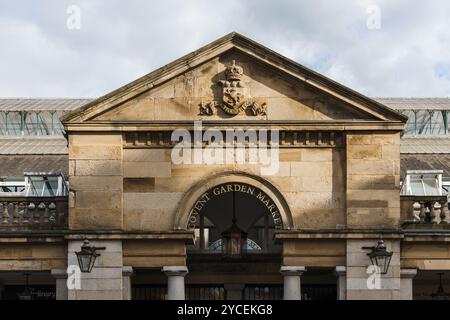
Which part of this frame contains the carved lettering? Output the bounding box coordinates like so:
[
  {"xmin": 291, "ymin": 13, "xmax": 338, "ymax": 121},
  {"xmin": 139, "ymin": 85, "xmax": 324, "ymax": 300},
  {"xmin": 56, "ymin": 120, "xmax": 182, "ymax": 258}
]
[{"xmin": 187, "ymin": 183, "xmax": 283, "ymax": 229}]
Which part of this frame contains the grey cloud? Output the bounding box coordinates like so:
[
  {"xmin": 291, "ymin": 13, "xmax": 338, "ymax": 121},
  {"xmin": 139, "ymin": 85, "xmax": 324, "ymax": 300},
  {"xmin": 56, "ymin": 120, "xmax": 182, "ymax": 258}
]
[{"xmin": 0, "ymin": 0, "xmax": 449, "ymax": 97}]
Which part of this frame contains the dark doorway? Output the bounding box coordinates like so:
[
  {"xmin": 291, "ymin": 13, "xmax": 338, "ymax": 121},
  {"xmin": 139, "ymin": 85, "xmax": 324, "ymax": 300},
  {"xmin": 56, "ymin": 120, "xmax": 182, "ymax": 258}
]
[{"xmin": 1, "ymin": 285, "xmax": 56, "ymax": 300}]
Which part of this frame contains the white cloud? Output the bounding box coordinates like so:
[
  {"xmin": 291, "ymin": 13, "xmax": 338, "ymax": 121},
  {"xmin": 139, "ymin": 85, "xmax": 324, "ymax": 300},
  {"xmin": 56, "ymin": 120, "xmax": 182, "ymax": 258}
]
[{"xmin": 0, "ymin": 0, "xmax": 449, "ymax": 97}]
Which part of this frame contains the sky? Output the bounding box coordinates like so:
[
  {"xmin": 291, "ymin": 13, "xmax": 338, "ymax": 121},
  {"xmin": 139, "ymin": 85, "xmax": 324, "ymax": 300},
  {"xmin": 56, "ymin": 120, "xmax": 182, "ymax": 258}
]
[{"xmin": 0, "ymin": 0, "xmax": 450, "ymax": 98}]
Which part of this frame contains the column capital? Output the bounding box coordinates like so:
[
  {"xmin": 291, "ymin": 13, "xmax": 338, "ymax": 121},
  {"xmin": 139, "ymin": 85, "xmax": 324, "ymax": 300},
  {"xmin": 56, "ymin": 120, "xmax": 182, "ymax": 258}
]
[
  {"xmin": 400, "ymin": 268, "xmax": 418, "ymax": 279},
  {"xmin": 51, "ymin": 269, "xmax": 67, "ymax": 279},
  {"xmin": 335, "ymin": 266, "xmax": 346, "ymax": 276},
  {"xmin": 280, "ymin": 266, "xmax": 306, "ymax": 276},
  {"xmin": 122, "ymin": 266, "xmax": 134, "ymax": 277},
  {"xmin": 162, "ymin": 266, "xmax": 189, "ymax": 277}
]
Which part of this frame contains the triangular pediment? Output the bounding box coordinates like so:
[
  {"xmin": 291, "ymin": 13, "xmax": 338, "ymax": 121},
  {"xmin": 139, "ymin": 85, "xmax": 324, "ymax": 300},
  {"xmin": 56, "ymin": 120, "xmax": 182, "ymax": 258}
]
[{"xmin": 62, "ymin": 32, "xmax": 407, "ymax": 125}]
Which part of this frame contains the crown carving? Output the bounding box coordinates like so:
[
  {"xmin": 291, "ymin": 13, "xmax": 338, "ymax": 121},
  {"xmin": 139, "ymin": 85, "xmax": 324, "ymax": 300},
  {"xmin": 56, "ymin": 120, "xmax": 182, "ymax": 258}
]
[
  {"xmin": 198, "ymin": 59, "xmax": 267, "ymax": 117},
  {"xmin": 225, "ymin": 60, "xmax": 244, "ymax": 81}
]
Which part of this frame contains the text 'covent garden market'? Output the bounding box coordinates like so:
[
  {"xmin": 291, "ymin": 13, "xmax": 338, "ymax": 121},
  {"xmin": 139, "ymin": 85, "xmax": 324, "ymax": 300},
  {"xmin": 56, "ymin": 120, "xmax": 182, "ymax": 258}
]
[{"xmin": 1, "ymin": 33, "xmax": 450, "ymax": 300}]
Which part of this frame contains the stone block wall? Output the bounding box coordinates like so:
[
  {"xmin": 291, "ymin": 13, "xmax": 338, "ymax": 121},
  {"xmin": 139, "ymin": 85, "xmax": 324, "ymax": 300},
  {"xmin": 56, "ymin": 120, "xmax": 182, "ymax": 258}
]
[
  {"xmin": 346, "ymin": 239, "xmax": 401, "ymax": 300},
  {"xmin": 346, "ymin": 132, "xmax": 401, "ymax": 228},
  {"xmin": 69, "ymin": 133, "xmax": 123, "ymax": 230},
  {"xmin": 67, "ymin": 240, "xmax": 124, "ymax": 300},
  {"xmin": 123, "ymin": 240, "xmax": 186, "ymax": 267},
  {"xmin": 0, "ymin": 243, "xmax": 66, "ymax": 271},
  {"xmin": 283, "ymin": 239, "xmax": 346, "ymax": 267},
  {"xmin": 120, "ymin": 146, "xmax": 346, "ymax": 231}
]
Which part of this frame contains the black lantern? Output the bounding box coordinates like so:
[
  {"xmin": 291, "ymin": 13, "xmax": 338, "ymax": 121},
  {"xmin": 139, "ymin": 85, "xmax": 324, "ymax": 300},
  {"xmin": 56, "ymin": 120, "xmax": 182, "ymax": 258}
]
[
  {"xmin": 432, "ymin": 273, "xmax": 450, "ymax": 300},
  {"xmin": 222, "ymin": 218, "xmax": 248, "ymax": 258},
  {"xmin": 18, "ymin": 273, "xmax": 33, "ymax": 300},
  {"xmin": 363, "ymin": 240, "xmax": 393, "ymax": 274},
  {"xmin": 75, "ymin": 239, "xmax": 106, "ymax": 273},
  {"xmin": 221, "ymin": 190, "xmax": 247, "ymax": 258}
]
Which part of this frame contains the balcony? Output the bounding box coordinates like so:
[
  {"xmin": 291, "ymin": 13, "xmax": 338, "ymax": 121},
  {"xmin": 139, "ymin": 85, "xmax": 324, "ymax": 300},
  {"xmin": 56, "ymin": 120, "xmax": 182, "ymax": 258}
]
[
  {"xmin": 400, "ymin": 170, "xmax": 450, "ymax": 229},
  {"xmin": 0, "ymin": 173, "xmax": 68, "ymax": 232},
  {"xmin": 0, "ymin": 196, "xmax": 68, "ymax": 231}
]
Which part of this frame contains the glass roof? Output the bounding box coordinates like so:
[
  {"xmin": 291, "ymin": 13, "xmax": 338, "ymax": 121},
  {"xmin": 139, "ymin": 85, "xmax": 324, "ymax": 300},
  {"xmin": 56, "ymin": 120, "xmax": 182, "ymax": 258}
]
[
  {"xmin": 400, "ymin": 110, "xmax": 449, "ymax": 136},
  {"xmin": 0, "ymin": 111, "xmax": 66, "ymax": 136}
]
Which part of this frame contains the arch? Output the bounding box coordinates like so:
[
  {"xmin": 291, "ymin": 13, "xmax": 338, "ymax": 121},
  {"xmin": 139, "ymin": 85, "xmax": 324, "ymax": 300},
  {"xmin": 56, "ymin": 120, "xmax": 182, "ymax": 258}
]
[{"xmin": 174, "ymin": 171, "xmax": 293, "ymax": 230}]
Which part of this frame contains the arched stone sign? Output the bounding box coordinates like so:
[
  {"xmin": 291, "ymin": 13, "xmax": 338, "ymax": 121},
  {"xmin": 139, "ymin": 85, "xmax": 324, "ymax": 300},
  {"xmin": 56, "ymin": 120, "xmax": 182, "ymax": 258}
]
[
  {"xmin": 188, "ymin": 182, "xmax": 283, "ymax": 230},
  {"xmin": 174, "ymin": 172, "xmax": 293, "ymax": 230}
]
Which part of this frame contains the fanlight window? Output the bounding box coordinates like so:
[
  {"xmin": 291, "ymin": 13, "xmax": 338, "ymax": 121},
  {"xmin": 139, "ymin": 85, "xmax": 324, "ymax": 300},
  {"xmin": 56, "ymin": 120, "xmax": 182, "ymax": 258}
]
[
  {"xmin": 208, "ymin": 238, "xmax": 262, "ymax": 252},
  {"xmin": 191, "ymin": 214, "xmax": 279, "ymax": 254},
  {"xmin": 188, "ymin": 183, "xmax": 282, "ymax": 255}
]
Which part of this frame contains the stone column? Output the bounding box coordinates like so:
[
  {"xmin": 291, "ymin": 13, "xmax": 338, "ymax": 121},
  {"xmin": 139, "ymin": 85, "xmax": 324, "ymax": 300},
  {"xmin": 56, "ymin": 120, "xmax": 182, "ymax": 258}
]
[
  {"xmin": 122, "ymin": 266, "xmax": 133, "ymax": 300},
  {"xmin": 400, "ymin": 268, "xmax": 417, "ymax": 300},
  {"xmin": 335, "ymin": 266, "xmax": 346, "ymax": 300},
  {"xmin": 51, "ymin": 269, "xmax": 68, "ymax": 300},
  {"xmin": 280, "ymin": 266, "xmax": 305, "ymax": 300},
  {"xmin": 162, "ymin": 266, "xmax": 188, "ymax": 300}
]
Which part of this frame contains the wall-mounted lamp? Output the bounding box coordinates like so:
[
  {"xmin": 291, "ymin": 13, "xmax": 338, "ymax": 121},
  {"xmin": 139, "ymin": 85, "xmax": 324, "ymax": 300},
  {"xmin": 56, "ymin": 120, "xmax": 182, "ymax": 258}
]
[
  {"xmin": 432, "ymin": 273, "xmax": 450, "ymax": 300},
  {"xmin": 362, "ymin": 240, "xmax": 393, "ymax": 274},
  {"xmin": 18, "ymin": 273, "xmax": 32, "ymax": 300},
  {"xmin": 75, "ymin": 239, "xmax": 106, "ymax": 273}
]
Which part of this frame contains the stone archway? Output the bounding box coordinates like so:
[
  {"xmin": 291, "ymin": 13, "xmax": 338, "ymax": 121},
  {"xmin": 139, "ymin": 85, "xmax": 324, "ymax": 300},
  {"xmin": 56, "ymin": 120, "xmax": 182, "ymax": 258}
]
[
  {"xmin": 172, "ymin": 172, "xmax": 292, "ymax": 300},
  {"xmin": 174, "ymin": 171, "xmax": 293, "ymax": 231}
]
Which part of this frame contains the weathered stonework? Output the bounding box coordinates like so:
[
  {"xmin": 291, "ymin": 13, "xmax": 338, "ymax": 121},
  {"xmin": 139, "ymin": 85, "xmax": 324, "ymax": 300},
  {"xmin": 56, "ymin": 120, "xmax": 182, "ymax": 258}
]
[
  {"xmin": 1, "ymin": 33, "xmax": 418, "ymax": 301},
  {"xmin": 346, "ymin": 133, "xmax": 401, "ymax": 228},
  {"xmin": 346, "ymin": 239, "xmax": 401, "ymax": 300},
  {"xmin": 68, "ymin": 133, "xmax": 123, "ymax": 230},
  {"xmin": 67, "ymin": 240, "xmax": 124, "ymax": 300},
  {"xmin": 58, "ymin": 33, "xmax": 408, "ymax": 300}
]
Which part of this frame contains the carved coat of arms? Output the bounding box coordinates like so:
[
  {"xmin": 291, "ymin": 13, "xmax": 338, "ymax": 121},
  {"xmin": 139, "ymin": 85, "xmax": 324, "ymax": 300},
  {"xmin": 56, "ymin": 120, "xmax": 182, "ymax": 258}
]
[{"xmin": 199, "ymin": 60, "xmax": 267, "ymax": 116}]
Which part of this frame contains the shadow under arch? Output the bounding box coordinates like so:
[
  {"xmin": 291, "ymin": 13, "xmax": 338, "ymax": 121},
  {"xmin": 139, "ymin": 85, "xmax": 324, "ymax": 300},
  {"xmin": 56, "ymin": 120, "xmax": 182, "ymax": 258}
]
[{"xmin": 174, "ymin": 171, "xmax": 293, "ymax": 230}]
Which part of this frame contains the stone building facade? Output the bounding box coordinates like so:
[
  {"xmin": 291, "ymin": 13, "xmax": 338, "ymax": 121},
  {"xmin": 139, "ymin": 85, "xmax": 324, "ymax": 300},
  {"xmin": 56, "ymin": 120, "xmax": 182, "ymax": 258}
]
[{"xmin": 1, "ymin": 33, "xmax": 449, "ymax": 300}]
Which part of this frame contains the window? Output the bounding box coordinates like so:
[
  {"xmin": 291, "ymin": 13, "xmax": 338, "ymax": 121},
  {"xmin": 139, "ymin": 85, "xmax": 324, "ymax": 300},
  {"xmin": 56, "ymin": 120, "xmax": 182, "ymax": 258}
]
[{"xmin": 401, "ymin": 170, "xmax": 443, "ymax": 196}]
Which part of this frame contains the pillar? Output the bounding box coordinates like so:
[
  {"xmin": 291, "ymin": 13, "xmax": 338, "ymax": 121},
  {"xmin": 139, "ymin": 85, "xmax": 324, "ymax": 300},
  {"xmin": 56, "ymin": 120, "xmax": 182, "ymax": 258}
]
[
  {"xmin": 400, "ymin": 268, "xmax": 417, "ymax": 300},
  {"xmin": 280, "ymin": 266, "xmax": 305, "ymax": 300},
  {"xmin": 122, "ymin": 266, "xmax": 133, "ymax": 300},
  {"xmin": 51, "ymin": 269, "xmax": 68, "ymax": 300},
  {"xmin": 335, "ymin": 266, "xmax": 346, "ymax": 300},
  {"xmin": 162, "ymin": 266, "xmax": 188, "ymax": 300}
]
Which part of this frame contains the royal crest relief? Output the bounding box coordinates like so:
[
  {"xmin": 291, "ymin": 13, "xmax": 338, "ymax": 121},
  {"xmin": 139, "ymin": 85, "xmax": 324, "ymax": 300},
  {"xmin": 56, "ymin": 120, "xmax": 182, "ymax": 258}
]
[{"xmin": 199, "ymin": 60, "xmax": 267, "ymax": 116}]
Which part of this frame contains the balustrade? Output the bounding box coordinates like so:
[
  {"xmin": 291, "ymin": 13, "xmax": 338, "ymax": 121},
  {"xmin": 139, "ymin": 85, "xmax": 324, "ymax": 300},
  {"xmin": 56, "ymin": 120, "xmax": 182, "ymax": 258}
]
[{"xmin": 0, "ymin": 196, "xmax": 67, "ymax": 231}]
